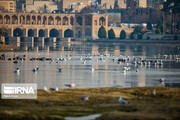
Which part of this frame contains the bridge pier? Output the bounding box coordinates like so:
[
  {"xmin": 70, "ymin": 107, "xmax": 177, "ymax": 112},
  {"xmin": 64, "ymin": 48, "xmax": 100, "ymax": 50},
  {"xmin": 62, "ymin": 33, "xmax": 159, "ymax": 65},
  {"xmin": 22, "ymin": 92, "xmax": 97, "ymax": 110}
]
[
  {"xmin": 42, "ymin": 37, "xmax": 44, "ymax": 48},
  {"xmin": 17, "ymin": 37, "xmax": 20, "ymax": 47},
  {"xmin": 53, "ymin": 37, "xmax": 56, "ymax": 48},
  {"xmin": 32, "ymin": 37, "xmax": 34, "ymax": 48}
]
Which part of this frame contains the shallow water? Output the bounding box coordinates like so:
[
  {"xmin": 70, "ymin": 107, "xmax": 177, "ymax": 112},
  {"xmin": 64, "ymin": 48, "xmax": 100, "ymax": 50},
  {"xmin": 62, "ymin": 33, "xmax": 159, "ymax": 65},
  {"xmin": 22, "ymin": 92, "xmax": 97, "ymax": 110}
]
[{"xmin": 0, "ymin": 41, "xmax": 180, "ymax": 89}]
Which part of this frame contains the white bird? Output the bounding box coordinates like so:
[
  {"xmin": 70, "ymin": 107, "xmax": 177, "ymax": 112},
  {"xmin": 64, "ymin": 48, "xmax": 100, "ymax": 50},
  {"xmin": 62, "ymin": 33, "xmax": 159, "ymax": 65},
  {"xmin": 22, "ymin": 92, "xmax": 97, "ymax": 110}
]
[
  {"xmin": 33, "ymin": 66, "xmax": 39, "ymax": 72},
  {"xmin": 136, "ymin": 69, "xmax": 139, "ymax": 72},
  {"xmin": 91, "ymin": 68, "xmax": 95, "ymax": 71},
  {"xmin": 15, "ymin": 67, "xmax": 20, "ymax": 73},
  {"xmin": 118, "ymin": 97, "xmax": 128, "ymax": 104},
  {"xmin": 151, "ymin": 89, "xmax": 156, "ymax": 96},
  {"xmin": 44, "ymin": 86, "xmax": 50, "ymax": 92},
  {"xmin": 65, "ymin": 83, "xmax": 76, "ymax": 88},
  {"xmin": 126, "ymin": 67, "xmax": 131, "ymax": 71},
  {"xmin": 159, "ymin": 78, "xmax": 165, "ymax": 83},
  {"xmin": 81, "ymin": 96, "xmax": 89, "ymax": 101}
]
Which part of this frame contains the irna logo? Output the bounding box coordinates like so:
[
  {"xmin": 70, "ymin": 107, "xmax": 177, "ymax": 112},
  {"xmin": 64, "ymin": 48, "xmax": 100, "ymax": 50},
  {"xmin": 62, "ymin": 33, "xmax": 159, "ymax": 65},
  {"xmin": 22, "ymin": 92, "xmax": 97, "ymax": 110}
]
[{"xmin": 1, "ymin": 83, "xmax": 37, "ymax": 99}]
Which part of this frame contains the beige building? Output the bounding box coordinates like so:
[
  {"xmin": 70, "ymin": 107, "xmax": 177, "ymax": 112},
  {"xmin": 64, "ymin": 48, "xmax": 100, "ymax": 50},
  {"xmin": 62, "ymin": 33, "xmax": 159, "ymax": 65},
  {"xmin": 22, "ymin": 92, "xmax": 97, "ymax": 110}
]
[
  {"xmin": 127, "ymin": 0, "xmax": 147, "ymax": 8},
  {"xmin": 59, "ymin": 0, "xmax": 91, "ymax": 12},
  {"xmin": 99, "ymin": 0, "xmax": 127, "ymax": 9},
  {"xmin": 0, "ymin": 12, "xmax": 133, "ymax": 39},
  {"xmin": 0, "ymin": 1, "xmax": 16, "ymax": 12},
  {"xmin": 147, "ymin": 0, "xmax": 166, "ymax": 8},
  {"xmin": 22, "ymin": 0, "xmax": 58, "ymax": 13},
  {"xmin": 137, "ymin": 0, "xmax": 147, "ymax": 8}
]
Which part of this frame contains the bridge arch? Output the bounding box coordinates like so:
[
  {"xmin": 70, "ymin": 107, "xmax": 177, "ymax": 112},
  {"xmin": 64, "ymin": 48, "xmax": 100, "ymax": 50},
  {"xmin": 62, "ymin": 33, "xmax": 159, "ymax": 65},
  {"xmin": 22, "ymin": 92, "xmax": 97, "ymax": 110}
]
[
  {"xmin": 63, "ymin": 16, "xmax": 68, "ymax": 25},
  {"xmin": 99, "ymin": 17, "xmax": 105, "ymax": 26},
  {"xmin": 32, "ymin": 16, "xmax": 36, "ymax": 24},
  {"xmin": 48, "ymin": 16, "xmax": 54, "ymax": 25},
  {"xmin": 55, "ymin": 16, "xmax": 61, "ymax": 25},
  {"xmin": 4, "ymin": 15, "xmax": 10, "ymax": 24},
  {"xmin": 64, "ymin": 29, "xmax": 73, "ymax": 38},
  {"xmin": 50, "ymin": 29, "xmax": 59, "ymax": 37},
  {"xmin": 26, "ymin": 15, "xmax": 30, "ymax": 24},
  {"xmin": 19, "ymin": 15, "xmax": 25, "ymax": 24},
  {"xmin": 37, "ymin": 16, "xmax": 41, "ymax": 25},
  {"xmin": 43, "ymin": 16, "xmax": 47, "ymax": 25},
  {"xmin": 28, "ymin": 29, "xmax": 34, "ymax": 37},
  {"xmin": 39, "ymin": 29, "xmax": 45, "ymax": 37},
  {"xmin": 12, "ymin": 15, "xmax": 18, "ymax": 24},
  {"xmin": 13, "ymin": 28, "xmax": 23, "ymax": 37}
]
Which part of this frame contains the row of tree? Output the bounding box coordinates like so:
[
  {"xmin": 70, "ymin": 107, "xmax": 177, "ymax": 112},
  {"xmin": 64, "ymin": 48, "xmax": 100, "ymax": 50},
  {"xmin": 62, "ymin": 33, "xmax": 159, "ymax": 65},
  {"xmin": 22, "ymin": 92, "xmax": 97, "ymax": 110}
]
[
  {"xmin": 162, "ymin": 0, "xmax": 180, "ymax": 33},
  {"xmin": 98, "ymin": 26, "xmax": 126, "ymax": 39},
  {"xmin": 98, "ymin": 26, "xmax": 144, "ymax": 40}
]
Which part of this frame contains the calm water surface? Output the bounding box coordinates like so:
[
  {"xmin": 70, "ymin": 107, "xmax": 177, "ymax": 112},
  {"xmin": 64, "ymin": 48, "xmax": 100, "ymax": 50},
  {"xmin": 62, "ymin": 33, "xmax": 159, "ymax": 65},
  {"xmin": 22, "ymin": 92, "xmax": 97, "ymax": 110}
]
[{"xmin": 0, "ymin": 41, "xmax": 180, "ymax": 89}]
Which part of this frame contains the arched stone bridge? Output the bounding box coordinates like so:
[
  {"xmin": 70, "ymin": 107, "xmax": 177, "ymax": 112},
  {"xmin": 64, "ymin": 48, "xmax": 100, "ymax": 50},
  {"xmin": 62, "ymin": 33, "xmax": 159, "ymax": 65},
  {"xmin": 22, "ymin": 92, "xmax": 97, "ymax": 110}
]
[{"xmin": 0, "ymin": 13, "xmax": 108, "ymax": 38}]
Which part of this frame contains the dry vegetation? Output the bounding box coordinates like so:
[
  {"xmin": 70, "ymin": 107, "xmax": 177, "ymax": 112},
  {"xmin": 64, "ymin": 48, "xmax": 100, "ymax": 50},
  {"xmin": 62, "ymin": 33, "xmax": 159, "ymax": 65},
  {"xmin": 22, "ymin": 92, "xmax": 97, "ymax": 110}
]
[
  {"xmin": 0, "ymin": 87, "xmax": 180, "ymax": 120},
  {"xmin": 0, "ymin": 44, "xmax": 16, "ymax": 51}
]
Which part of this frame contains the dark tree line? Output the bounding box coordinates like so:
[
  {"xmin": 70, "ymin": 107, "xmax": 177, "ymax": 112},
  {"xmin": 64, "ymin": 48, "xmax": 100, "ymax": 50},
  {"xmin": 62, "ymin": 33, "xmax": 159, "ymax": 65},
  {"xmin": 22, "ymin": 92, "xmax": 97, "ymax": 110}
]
[{"xmin": 162, "ymin": 0, "xmax": 180, "ymax": 33}]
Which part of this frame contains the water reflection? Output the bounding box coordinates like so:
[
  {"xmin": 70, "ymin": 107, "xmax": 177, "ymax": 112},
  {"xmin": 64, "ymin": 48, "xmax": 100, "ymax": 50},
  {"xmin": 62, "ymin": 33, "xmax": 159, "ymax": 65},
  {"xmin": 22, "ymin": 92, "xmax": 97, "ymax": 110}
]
[{"xmin": 0, "ymin": 40, "xmax": 180, "ymax": 89}]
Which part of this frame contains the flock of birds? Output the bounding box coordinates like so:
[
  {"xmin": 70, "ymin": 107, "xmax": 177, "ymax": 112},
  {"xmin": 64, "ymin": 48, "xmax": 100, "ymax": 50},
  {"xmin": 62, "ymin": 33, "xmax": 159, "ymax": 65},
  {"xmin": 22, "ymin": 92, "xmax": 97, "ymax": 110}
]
[
  {"xmin": 1, "ymin": 53, "xmax": 180, "ymax": 89},
  {"xmin": 1, "ymin": 53, "xmax": 179, "ymax": 104}
]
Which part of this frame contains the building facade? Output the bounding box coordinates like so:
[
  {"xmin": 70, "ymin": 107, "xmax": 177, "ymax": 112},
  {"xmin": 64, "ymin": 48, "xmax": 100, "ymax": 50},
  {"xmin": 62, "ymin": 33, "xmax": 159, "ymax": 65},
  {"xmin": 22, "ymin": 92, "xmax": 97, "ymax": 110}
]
[
  {"xmin": 147, "ymin": 0, "xmax": 166, "ymax": 8},
  {"xmin": 22, "ymin": 0, "xmax": 58, "ymax": 13},
  {"xmin": 121, "ymin": 7, "xmax": 162, "ymax": 24},
  {"xmin": 0, "ymin": 12, "xmax": 109, "ymax": 39},
  {"xmin": 126, "ymin": 0, "xmax": 147, "ymax": 8},
  {"xmin": 99, "ymin": 0, "xmax": 127, "ymax": 9},
  {"xmin": 0, "ymin": 1, "xmax": 16, "ymax": 13},
  {"xmin": 58, "ymin": 0, "xmax": 91, "ymax": 12}
]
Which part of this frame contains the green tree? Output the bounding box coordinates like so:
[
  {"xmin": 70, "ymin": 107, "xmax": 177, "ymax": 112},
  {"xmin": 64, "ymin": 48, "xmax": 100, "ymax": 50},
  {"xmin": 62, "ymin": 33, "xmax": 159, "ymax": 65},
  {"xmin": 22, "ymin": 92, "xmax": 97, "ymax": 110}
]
[
  {"xmin": 98, "ymin": 26, "xmax": 107, "ymax": 38},
  {"xmin": 146, "ymin": 36, "xmax": 150, "ymax": 40},
  {"xmin": 157, "ymin": 20, "xmax": 164, "ymax": 33},
  {"xmin": 130, "ymin": 32, "xmax": 134, "ymax": 39},
  {"xmin": 162, "ymin": 0, "xmax": 180, "ymax": 33},
  {"xmin": 108, "ymin": 29, "xmax": 115, "ymax": 39},
  {"xmin": 120, "ymin": 30, "xmax": 126, "ymax": 39},
  {"xmin": 147, "ymin": 22, "xmax": 152, "ymax": 30},
  {"xmin": 133, "ymin": 26, "xmax": 142, "ymax": 34},
  {"xmin": 137, "ymin": 32, "xmax": 143, "ymax": 40}
]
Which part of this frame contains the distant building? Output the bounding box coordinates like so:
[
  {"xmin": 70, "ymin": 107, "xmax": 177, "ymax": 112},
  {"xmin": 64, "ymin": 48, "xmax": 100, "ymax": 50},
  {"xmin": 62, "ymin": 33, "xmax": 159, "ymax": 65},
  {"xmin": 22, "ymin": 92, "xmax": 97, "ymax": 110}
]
[
  {"xmin": 126, "ymin": 0, "xmax": 147, "ymax": 8},
  {"xmin": 0, "ymin": 0, "xmax": 16, "ymax": 12},
  {"xmin": 121, "ymin": 7, "xmax": 162, "ymax": 24},
  {"xmin": 98, "ymin": 0, "xmax": 127, "ymax": 9},
  {"xmin": 16, "ymin": 0, "xmax": 25, "ymax": 12},
  {"xmin": 58, "ymin": 0, "xmax": 91, "ymax": 12},
  {"xmin": 22, "ymin": 0, "xmax": 58, "ymax": 13},
  {"xmin": 147, "ymin": 0, "xmax": 166, "ymax": 8}
]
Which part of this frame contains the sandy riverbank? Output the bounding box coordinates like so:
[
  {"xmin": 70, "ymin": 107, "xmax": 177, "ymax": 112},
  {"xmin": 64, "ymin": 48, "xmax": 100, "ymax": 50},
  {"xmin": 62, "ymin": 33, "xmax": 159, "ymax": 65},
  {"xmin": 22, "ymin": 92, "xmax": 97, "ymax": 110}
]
[
  {"xmin": 0, "ymin": 44, "xmax": 17, "ymax": 52},
  {"xmin": 0, "ymin": 87, "xmax": 180, "ymax": 120}
]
